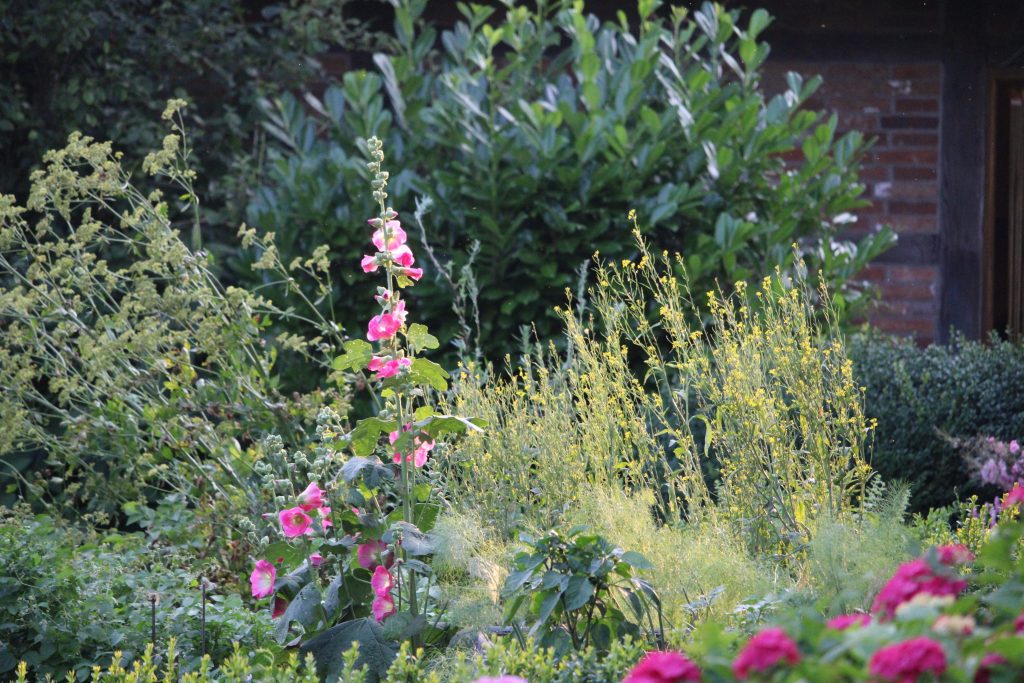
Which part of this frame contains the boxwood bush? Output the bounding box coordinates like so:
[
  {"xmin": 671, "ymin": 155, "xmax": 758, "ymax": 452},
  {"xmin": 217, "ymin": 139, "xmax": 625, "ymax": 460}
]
[{"xmin": 850, "ymin": 331, "xmax": 1024, "ymax": 513}]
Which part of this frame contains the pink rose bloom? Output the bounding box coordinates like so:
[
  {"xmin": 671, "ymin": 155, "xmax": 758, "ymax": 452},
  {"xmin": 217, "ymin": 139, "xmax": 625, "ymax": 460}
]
[
  {"xmin": 371, "ymin": 565, "xmax": 393, "ymax": 598},
  {"xmin": 1004, "ymin": 483, "xmax": 1024, "ymax": 507},
  {"xmin": 272, "ymin": 595, "xmax": 288, "ymax": 618},
  {"xmin": 975, "ymin": 653, "xmax": 1008, "ymax": 683},
  {"xmin": 868, "ymin": 637, "xmax": 946, "ymax": 683},
  {"xmin": 390, "ymin": 245, "xmax": 415, "ymax": 267},
  {"xmin": 357, "ymin": 540, "xmax": 392, "ymax": 570},
  {"xmin": 372, "ymin": 220, "xmax": 406, "ymax": 250},
  {"xmin": 279, "ymin": 506, "xmax": 313, "ymax": 538},
  {"xmin": 470, "ymin": 678, "xmax": 528, "ymax": 683},
  {"xmin": 250, "ymin": 560, "xmax": 276, "ymax": 599},
  {"xmin": 371, "ymin": 593, "xmax": 395, "ymax": 622},
  {"xmin": 361, "ymin": 254, "xmax": 379, "ymax": 273},
  {"xmin": 623, "ymin": 651, "xmax": 701, "ymax": 683},
  {"xmin": 397, "ymin": 266, "xmax": 423, "ymax": 281},
  {"xmin": 297, "ymin": 481, "xmax": 324, "ymax": 511},
  {"xmin": 310, "ymin": 552, "xmax": 323, "ymax": 567},
  {"xmin": 825, "ymin": 613, "xmax": 870, "ymax": 630},
  {"xmin": 936, "ymin": 544, "xmax": 974, "ymax": 565},
  {"xmin": 367, "ymin": 312, "xmax": 402, "ymax": 341},
  {"xmin": 369, "ymin": 356, "xmax": 411, "ymax": 379},
  {"xmin": 871, "ymin": 558, "xmax": 967, "ymax": 619},
  {"xmin": 732, "ymin": 628, "xmax": 800, "ymax": 679}
]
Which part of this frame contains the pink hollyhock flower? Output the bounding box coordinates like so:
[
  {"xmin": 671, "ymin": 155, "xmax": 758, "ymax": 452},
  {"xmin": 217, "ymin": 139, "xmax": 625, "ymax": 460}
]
[
  {"xmin": 319, "ymin": 507, "xmax": 332, "ymax": 531},
  {"xmin": 392, "ymin": 299, "xmax": 407, "ymax": 324},
  {"xmin": 279, "ymin": 506, "xmax": 313, "ymax": 538},
  {"xmin": 936, "ymin": 544, "xmax": 974, "ymax": 565},
  {"xmin": 732, "ymin": 628, "xmax": 800, "ymax": 679},
  {"xmin": 371, "ymin": 565, "xmax": 393, "ymax": 598},
  {"xmin": 470, "ymin": 678, "xmax": 528, "ymax": 683},
  {"xmin": 297, "ymin": 481, "xmax": 324, "ymax": 511},
  {"xmin": 871, "ymin": 558, "xmax": 967, "ymax": 619},
  {"xmin": 1004, "ymin": 483, "xmax": 1024, "ymax": 507},
  {"xmin": 390, "ymin": 425, "xmax": 435, "ymax": 468},
  {"xmin": 975, "ymin": 653, "xmax": 1008, "ymax": 683},
  {"xmin": 623, "ymin": 651, "xmax": 701, "ymax": 683},
  {"xmin": 868, "ymin": 637, "xmax": 946, "ymax": 683},
  {"xmin": 372, "ymin": 220, "xmax": 406, "ymax": 250},
  {"xmin": 357, "ymin": 540, "xmax": 392, "ymax": 570},
  {"xmin": 272, "ymin": 595, "xmax": 288, "ymax": 618},
  {"xmin": 361, "ymin": 254, "xmax": 379, "ymax": 273},
  {"xmin": 371, "ymin": 593, "xmax": 395, "ymax": 622},
  {"xmin": 310, "ymin": 552, "xmax": 323, "ymax": 567},
  {"xmin": 250, "ymin": 560, "xmax": 276, "ymax": 599},
  {"xmin": 367, "ymin": 312, "xmax": 402, "ymax": 341},
  {"xmin": 826, "ymin": 613, "xmax": 870, "ymax": 630},
  {"xmin": 369, "ymin": 356, "xmax": 411, "ymax": 379},
  {"xmin": 390, "ymin": 245, "xmax": 415, "ymax": 267},
  {"xmin": 397, "ymin": 266, "xmax": 423, "ymax": 281}
]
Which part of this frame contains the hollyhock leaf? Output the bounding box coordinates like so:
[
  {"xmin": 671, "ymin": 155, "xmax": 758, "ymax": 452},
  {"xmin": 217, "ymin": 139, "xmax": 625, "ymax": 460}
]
[
  {"xmin": 381, "ymin": 611, "xmax": 428, "ymax": 641},
  {"xmin": 332, "ymin": 339, "xmax": 374, "ymax": 372},
  {"xmin": 323, "ymin": 574, "xmax": 348, "ymax": 621},
  {"xmin": 406, "ymin": 323, "xmax": 439, "ymax": 352},
  {"xmin": 409, "ymin": 358, "xmax": 449, "ymax": 391},
  {"xmin": 388, "ymin": 521, "xmax": 436, "ymax": 556},
  {"xmin": 273, "ymin": 562, "xmax": 311, "ymax": 597},
  {"xmin": 299, "ymin": 618, "xmax": 397, "ymax": 683},
  {"xmin": 415, "ymin": 414, "xmax": 486, "ymax": 438},
  {"xmin": 341, "ymin": 456, "xmax": 394, "ymax": 488},
  {"xmin": 349, "ymin": 417, "xmax": 397, "ymax": 457},
  {"xmin": 274, "ymin": 582, "xmax": 323, "ymax": 644},
  {"xmin": 263, "ymin": 541, "xmax": 305, "ymax": 569}
]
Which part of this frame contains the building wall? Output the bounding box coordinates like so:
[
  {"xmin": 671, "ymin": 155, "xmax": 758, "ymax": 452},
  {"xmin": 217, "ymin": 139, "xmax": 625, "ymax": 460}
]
[{"xmin": 763, "ymin": 61, "xmax": 943, "ymax": 344}]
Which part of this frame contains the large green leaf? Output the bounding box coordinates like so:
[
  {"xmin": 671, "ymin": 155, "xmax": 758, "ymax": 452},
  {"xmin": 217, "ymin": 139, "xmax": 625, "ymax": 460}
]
[
  {"xmin": 406, "ymin": 323, "xmax": 439, "ymax": 352},
  {"xmin": 274, "ymin": 582, "xmax": 323, "ymax": 644},
  {"xmin": 408, "ymin": 358, "xmax": 449, "ymax": 391},
  {"xmin": 340, "ymin": 456, "xmax": 393, "ymax": 488},
  {"xmin": 300, "ymin": 618, "xmax": 397, "ymax": 683},
  {"xmin": 414, "ymin": 414, "xmax": 486, "ymax": 439},
  {"xmin": 332, "ymin": 339, "xmax": 374, "ymax": 372},
  {"xmin": 348, "ymin": 417, "xmax": 396, "ymax": 457}
]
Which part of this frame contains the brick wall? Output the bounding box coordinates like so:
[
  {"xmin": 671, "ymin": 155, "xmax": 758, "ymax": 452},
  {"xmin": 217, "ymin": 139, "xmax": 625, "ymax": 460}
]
[{"xmin": 764, "ymin": 61, "xmax": 943, "ymax": 344}]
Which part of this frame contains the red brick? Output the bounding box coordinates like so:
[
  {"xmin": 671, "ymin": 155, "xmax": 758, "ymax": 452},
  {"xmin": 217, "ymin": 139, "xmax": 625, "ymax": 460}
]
[
  {"xmin": 875, "ymin": 148, "xmax": 939, "ymax": 164},
  {"xmin": 869, "ymin": 315, "xmax": 935, "ymax": 341},
  {"xmin": 893, "ymin": 165, "xmax": 937, "ymax": 181},
  {"xmin": 880, "ymin": 281, "xmax": 936, "ymax": 301},
  {"xmin": 890, "ymin": 200, "xmax": 937, "ymax": 215},
  {"xmin": 887, "ymin": 265, "xmax": 938, "ymax": 283},
  {"xmin": 891, "ymin": 64, "xmax": 941, "ymax": 80},
  {"xmin": 894, "ymin": 97, "xmax": 939, "ymax": 113},
  {"xmin": 887, "ymin": 181, "xmax": 939, "ymax": 200},
  {"xmin": 891, "ymin": 132, "xmax": 939, "ymax": 147},
  {"xmin": 886, "ymin": 215, "xmax": 940, "ymax": 233},
  {"xmin": 880, "ymin": 115, "xmax": 939, "ymax": 130},
  {"xmin": 859, "ymin": 165, "xmax": 891, "ymax": 181},
  {"xmin": 859, "ymin": 265, "xmax": 888, "ymax": 282}
]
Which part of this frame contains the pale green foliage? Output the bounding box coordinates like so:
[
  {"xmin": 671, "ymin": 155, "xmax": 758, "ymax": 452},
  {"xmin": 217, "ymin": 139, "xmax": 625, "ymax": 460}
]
[
  {"xmin": 568, "ymin": 485, "xmax": 785, "ymax": 625},
  {"xmin": 0, "ymin": 103, "xmax": 349, "ymax": 515},
  {"xmin": 430, "ymin": 510, "xmax": 507, "ymax": 630}
]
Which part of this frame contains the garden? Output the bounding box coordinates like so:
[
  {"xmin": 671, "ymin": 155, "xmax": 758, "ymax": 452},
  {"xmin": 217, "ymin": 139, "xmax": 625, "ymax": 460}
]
[{"xmin": 3, "ymin": 1, "xmax": 1024, "ymax": 682}]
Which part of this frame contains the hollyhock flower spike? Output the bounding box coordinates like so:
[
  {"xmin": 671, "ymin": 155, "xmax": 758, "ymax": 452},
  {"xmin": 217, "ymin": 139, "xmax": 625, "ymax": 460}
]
[
  {"xmin": 296, "ymin": 481, "xmax": 324, "ymax": 511},
  {"xmin": 372, "ymin": 220, "xmax": 406, "ymax": 250},
  {"xmin": 732, "ymin": 627, "xmax": 800, "ymax": 679},
  {"xmin": 868, "ymin": 636, "xmax": 946, "ymax": 683},
  {"xmin": 623, "ymin": 651, "xmax": 701, "ymax": 683},
  {"xmin": 279, "ymin": 507, "xmax": 312, "ymax": 538},
  {"xmin": 250, "ymin": 560, "xmax": 276, "ymax": 599}
]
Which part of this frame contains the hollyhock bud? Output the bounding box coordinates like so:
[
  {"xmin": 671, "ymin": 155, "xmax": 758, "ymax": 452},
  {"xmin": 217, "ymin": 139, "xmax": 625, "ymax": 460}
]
[
  {"xmin": 309, "ymin": 552, "xmax": 323, "ymax": 567},
  {"xmin": 278, "ymin": 506, "xmax": 312, "ymax": 538},
  {"xmin": 623, "ymin": 651, "xmax": 701, "ymax": 683},
  {"xmin": 296, "ymin": 481, "xmax": 324, "ymax": 511},
  {"xmin": 250, "ymin": 560, "xmax": 276, "ymax": 599}
]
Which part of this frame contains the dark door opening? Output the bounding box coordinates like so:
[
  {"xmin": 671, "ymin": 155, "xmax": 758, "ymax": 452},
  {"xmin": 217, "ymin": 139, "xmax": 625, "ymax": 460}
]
[{"xmin": 989, "ymin": 77, "xmax": 1024, "ymax": 337}]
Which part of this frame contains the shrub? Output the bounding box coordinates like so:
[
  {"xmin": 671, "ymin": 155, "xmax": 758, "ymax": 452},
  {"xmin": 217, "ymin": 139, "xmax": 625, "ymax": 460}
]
[
  {"xmin": 247, "ymin": 0, "xmax": 894, "ymax": 357},
  {"xmin": 0, "ymin": 508, "xmax": 273, "ymax": 680},
  {"xmin": 0, "ymin": 102, "xmax": 350, "ymax": 517},
  {"xmin": 850, "ymin": 331, "xmax": 1024, "ymax": 513}
]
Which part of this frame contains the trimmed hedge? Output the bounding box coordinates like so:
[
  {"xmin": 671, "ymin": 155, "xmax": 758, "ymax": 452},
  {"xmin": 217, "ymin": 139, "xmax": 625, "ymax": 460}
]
[{"xmin": 850, "ymin": 331, "xmax": 1024, "ymax": 513}]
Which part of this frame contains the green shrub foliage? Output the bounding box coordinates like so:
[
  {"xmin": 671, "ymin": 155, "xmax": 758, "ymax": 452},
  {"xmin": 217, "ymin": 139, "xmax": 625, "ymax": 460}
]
[
  {"xmin": 851, "ymin": 331, "xmax": 1024, "ymax": 513},
  {"xmin": 247, "ymin": 0, "xmax": 895, "ymax": 356}
]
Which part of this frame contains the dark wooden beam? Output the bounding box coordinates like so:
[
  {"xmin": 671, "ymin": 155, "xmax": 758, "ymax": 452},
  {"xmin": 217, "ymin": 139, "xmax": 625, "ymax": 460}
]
[{"xmin": 938, "ymin": 0, "xmax": 988, "ymax": 342}]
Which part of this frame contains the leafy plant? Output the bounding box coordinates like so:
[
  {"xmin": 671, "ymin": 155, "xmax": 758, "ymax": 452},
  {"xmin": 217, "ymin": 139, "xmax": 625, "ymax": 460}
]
[
  {"xmin": 248, "ymin": 0, "xmax": 894, "ymax": 358},
  {"xmin": 502, "ymin": 527, "xmax": 662, "ymax": 655}
]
